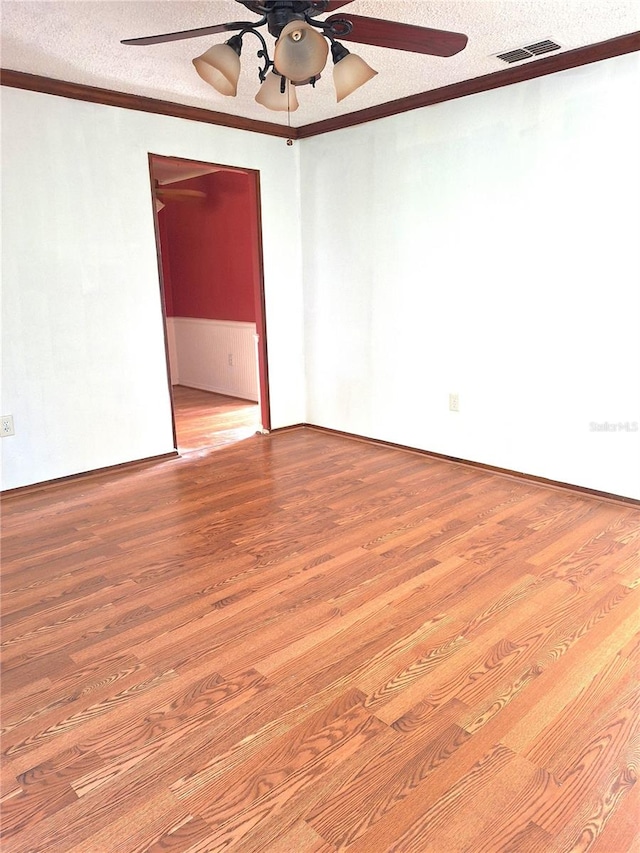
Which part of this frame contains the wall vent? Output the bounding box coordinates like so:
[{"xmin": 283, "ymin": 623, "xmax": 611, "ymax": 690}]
[{"xmin": 496, "ymin": 39, "xmax": 562, "ymax": 64}]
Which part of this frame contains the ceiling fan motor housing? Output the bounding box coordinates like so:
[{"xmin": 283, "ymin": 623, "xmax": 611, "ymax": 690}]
[{"xmin": 265, "ymin": 2, "xmax": 310, "ymax": 39}]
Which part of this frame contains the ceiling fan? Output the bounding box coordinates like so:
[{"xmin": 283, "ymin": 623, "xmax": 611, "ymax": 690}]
[
  {"xmin": 122, "ymin": 0, "xmax": 468, "ymax": 112},
  {"xmin": 153, "ymin": 181, "xmax": 207, "ymax": 212}
]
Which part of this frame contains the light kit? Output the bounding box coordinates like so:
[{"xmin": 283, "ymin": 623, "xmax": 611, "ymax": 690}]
[{"xmin": 122, "ymin": 0, "xmax": 468, "ymax": 113}]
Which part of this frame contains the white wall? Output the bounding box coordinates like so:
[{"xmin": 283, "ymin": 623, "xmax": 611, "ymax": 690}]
[
  {"xmin": 3, "ymin": 55, "xmax": 639, "ymax": 498},
  {"xmin": 1, "ymin": 88, "xmax": 305, "ymax": 489},
  {"xmin": 301, "ymin": 54, "xmax": 640, "ymax": 499}
]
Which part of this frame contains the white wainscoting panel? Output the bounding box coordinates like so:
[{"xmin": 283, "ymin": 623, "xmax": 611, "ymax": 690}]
[{"xmin": 169, "ymin": 317, "xmax": 259, "ymax": 401}]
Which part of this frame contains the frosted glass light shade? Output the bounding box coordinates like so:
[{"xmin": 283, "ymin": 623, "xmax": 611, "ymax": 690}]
[
  {"xmin": 274, "ymin": 21, "xmax": 328, "ymax": 82},
  {"xmin": 255, "ymin": 72, "xmax": 299, "ymax": 111},
  {"xmin": 333, "ymin": 52, "xmax": 377, "ymax": 102},
  {"xmin": 193, "ymin": 43, "xmax": 241, "ymax": 96}
]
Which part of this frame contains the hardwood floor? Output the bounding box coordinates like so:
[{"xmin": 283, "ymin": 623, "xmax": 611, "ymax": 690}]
[
  {"xmin": 171, "ymin": 385, "xmax": 260, "ymax": 453},
  {"xmin": 1, "ymin": 427, "xmax": 639, "ymax": 852}
]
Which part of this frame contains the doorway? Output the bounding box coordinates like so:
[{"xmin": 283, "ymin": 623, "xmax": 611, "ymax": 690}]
[{"xmin": 149, "ymin": 154, "xmax": 270, "ymax": 453}]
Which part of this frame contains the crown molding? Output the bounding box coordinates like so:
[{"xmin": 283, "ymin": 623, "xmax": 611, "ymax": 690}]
[
  {"xmin": 0, "ymin": 69, "xmax": 298, "ymax": 139},
  {"xmin": 297, "ymin": 30, "xmax": 640, "ymax": 137},
  {"xmin": 2, "ymin": 30, "xmax": 638, "ymax": 140}
]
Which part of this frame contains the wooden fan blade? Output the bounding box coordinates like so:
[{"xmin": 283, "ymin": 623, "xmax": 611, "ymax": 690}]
[
  {"xmin": 235, "ymin": 1, "xmax": 268, "ymax": 13},
  {"xmin": 321, "ymin": 1, "xmax": 355, "ymax": 10},
  {"xmin": 121, "ymin": 22, "xmax": 237, "ymax": 46},
  {"xmin": 156, "ymin": 189, "xmax": 207, "ymax": 201},
  {"xmin": 326, "ymin": 14, "xmax": 468, "ymax": 57}
]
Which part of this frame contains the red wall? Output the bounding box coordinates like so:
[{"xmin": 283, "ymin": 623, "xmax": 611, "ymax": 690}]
[
  {"xmin": 158, "ymin": 211, "xmax": 175, "ymax": 316},
  {"xmin": 159, "ymin": 170, "xmax": 258, "ymax": 322}
]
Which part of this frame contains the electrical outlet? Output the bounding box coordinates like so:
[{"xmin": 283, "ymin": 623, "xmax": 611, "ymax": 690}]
[
  {"xmin": 228, "ymin": 353, "xmax": 233, "ymax": 367},
  {"xmin": 1, "ymin": 415, "xmax": 15, "ymax": 436},
  {"xmin": 449, "ymin": 393, "xmax": 459, "ymax": 413}
]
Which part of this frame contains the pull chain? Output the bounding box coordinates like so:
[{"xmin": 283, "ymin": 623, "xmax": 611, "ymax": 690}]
[{"xmin": 286, "ymin": 79, "xmax": 293, "ymax": 146}]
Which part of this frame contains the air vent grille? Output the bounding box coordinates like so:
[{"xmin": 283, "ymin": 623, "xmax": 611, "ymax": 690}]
[
  {"xmin": 526, "ymin": 40, "xmax": 562, "ymax": 55},
  {"xmin": 496, "ymin": 39, "xmax": 562, "ymax": 64}
]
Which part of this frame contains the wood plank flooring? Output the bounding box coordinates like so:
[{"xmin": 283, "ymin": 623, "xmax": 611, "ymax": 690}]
[
  {"xmin": 1, "ymin": 425, "xmax": 639, "ymax": 852},
  {"xmin": 171, "ymin": 386, "xmax": 259, "ymax": 453}
]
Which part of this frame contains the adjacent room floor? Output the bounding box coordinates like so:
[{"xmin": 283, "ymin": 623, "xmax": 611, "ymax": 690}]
[
  {"xmin": 1, "ymin": 425, "xmax": 639, "ymax": 852},
  {"xmin": 171, "ymin": 384, "xmax": 260, "ymax": 453}
]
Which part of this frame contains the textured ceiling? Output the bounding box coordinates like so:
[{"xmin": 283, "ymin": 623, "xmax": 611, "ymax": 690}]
[{"xmin": 2, "ymin": 1, "xmax": 639, "ymax": 127}]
